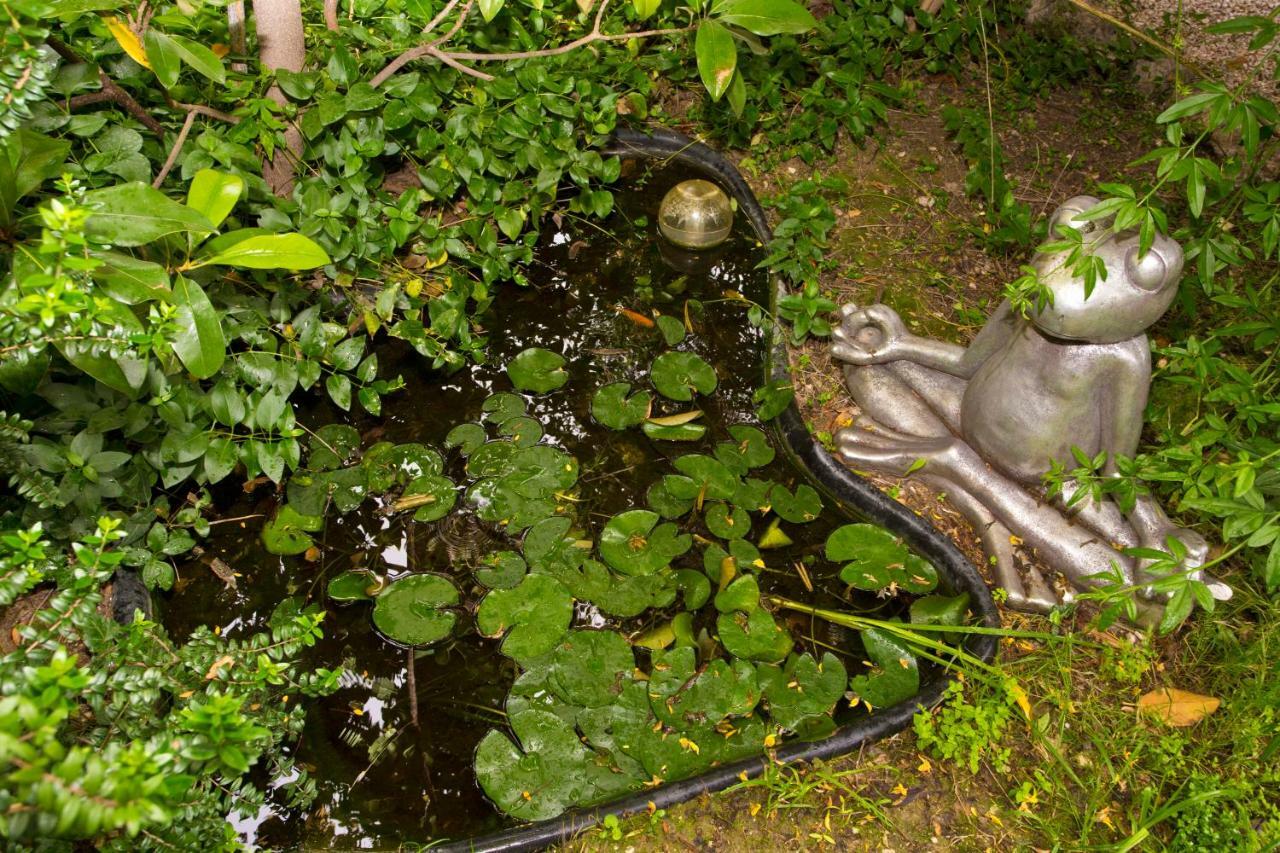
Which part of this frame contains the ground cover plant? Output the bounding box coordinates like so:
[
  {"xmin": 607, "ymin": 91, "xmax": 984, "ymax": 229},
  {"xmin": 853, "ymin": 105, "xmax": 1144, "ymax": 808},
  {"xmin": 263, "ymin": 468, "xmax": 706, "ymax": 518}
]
[{"xmin": 0, "ymin": 0, "xmax": 1278, "ymax": 848}]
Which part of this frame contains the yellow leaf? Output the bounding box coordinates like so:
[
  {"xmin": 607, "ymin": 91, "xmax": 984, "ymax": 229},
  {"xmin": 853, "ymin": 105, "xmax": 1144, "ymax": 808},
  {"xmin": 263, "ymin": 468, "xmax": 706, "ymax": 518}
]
[
  {"xmin": 422, "ymin": 251, "xmax": 448, "ymax": 270},
  {"xmin": 678, "ymin": 737, "xmax": 700, "ymax": 754},
  {"xmin": 917, "ymin": 757, "xmax": 931, "ymax": 774},
  {"xmin": 211, "ymin": 43, "xmax": 230, "ymax": 58},
  {"xmin": 647, "ymin": 410, "xmax": 703, "ymax": 427},
  {"xmin": 1009, "ymin": 679, "xmax": 1032, "ymax": 722},
  {"xmin": 105, "ymin": 17, "xmax": 151, "ymax": 69},
  {"xmin": 749, "ymin": 802, "xmax": 761, "ymax": 817},
  {"xmin": 204, "ymin": 654, "xmax": 234, "ymax": 680},
  {"xmin": 1136, "ymin": 687, "xmax": 1220, "ymax": 726},
  {"xmin": 890, "ymin": 783, "xmax": 908, "ymax": 798}
]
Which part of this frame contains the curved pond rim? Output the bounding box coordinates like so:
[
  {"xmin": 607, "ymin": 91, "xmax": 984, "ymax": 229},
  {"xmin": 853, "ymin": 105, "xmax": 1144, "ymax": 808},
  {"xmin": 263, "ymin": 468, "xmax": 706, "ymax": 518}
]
[{"xmin": 430, "ymin": 127, "xmax": 999, "ymax": 853}]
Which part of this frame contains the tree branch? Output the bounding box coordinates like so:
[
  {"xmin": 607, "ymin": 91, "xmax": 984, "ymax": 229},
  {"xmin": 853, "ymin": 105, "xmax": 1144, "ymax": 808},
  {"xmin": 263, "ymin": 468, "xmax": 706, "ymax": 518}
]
[
  {"xmin": 152, "ymin": 110, "xmax": 197, "ymax": 188},
  {"xmin": 324, "ymin": 0, "xmax": 340, "ymax": 31}
]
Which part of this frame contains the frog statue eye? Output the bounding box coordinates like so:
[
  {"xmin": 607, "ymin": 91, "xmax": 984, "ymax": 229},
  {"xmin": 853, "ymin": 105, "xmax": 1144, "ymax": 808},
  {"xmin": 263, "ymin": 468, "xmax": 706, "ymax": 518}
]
[{"xmin": 1126, "ymin": 246, "xmax": 1168, "ymax": 292}]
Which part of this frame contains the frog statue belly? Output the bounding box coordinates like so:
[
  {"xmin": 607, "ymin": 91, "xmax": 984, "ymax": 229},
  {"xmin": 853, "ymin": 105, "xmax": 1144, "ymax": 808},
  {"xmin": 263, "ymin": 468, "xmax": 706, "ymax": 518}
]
[{"xmin": 830, "ymin": 195, "xmax": 1231, "ymax": 619}]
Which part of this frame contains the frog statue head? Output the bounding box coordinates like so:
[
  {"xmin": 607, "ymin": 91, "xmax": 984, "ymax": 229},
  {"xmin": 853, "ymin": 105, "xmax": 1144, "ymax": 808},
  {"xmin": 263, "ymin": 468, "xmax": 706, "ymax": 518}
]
[{"xmin": 1030, "ymin": 195, "xmax": 1184, "ymax": 345}]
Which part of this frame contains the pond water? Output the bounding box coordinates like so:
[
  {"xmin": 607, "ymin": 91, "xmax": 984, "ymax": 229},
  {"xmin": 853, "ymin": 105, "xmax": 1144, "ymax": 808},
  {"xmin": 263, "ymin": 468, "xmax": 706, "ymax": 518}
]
[{"xmin": 165, "ymin": 162, "xmax": 936, "ymax": 848}]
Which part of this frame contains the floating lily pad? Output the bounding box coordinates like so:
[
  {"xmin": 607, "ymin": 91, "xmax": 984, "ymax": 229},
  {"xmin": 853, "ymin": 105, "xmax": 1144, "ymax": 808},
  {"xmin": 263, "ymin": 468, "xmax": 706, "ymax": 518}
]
[
  {"xmin": 769, "ymin": 483, "xmax": 822, "ymax": 523},
  {"xmin": 309, "ymin": 424, "xmax": 361, "ymax": 471},
  {"xmin": 522, "ymin": 516, "xmax": 581, "ymax": 570},
  {"xmin": 474, "ymin": 709, "xmax": 604, "ymax": 821},
  {"xmin": 641, "ymin": 420, "xmax": 707, "ymax": 441},
  {"xmin": 474, "ymin": 550, "xmax": 528, "ymax": 589},
  {"xmin": 826, "ymin": 524, "xmax": 938, "ymax": 593},
  {"xmin": 714, "ymin": 573, "xmax": 760, "ymax": 613},
  {"xmin": 714, "ymin": 425, "xmax": 775, "ymax": 474},
  {"xmin": 481, "ymin": 392, "xmax": 527, "ymax": 424},
  {"xmin": 466, "ymin": 441, "xmax": 519, "ymax": 477},
  {"xmin": 849, "ymin": 627, "xmax": 919, "ymax": 709},
  {"xmin": 717, "ymin": 608, "xmax": 794, "ymax": 663},
  {"xmin": 757, "ymin": 517, "xmax": 794, "ymax": 550},
  {"xmin": 261, "ymin": 505, "xmax": 323, "ymax": 555},
  {"xmin": 326, "ymin": 569, "xmax": 382, "ymax": 602},
  {"xmin": 592, "ymin": 382, "xmax": 652, "ymax": 430},
  {"xmin": 445, "ymin": 423, "xmax": 486, "ymax": 455},
  {"xmin": 758, "ymin": 652, "xmax": 848, "ymax": 731},
  {"xmin": 656, "ymin": 314, "xmax": 686, "ymax": 346},
  {"xmin": 650, "ymin": 352, "xmax": 717, "ymax": 401},
  {"xmin": 550, "ymin": 630, "xmax": 635, "ymax": 708},
  {"xmin": 702, "ymin": 539, "xmax": 762, "ymax": 584},
  {"xmin": 507, "ymin": 347, "xmax": 568, "ymax": 393},
  {"xmin": 649, "ymin": 646, "xmax": 759, "ymax": 727},
  {"xmin": 731, "ymin": 477, "xmax": 775, "ymax": 513},
  {"xmin": 705, "ymin": 501, "xmax": 750, "ymax": 540},
  {"xmin": 500, "ymin": 416, "xmax": 543, "ymax": 447},
  {"xmin": 672, "ymin": 455, "xmax": 739, "ymax": 500},
  {"xmin": 909, "ymin": 592, "xmax": 970, "ymax": 638},
  {"xmin": 395, "ymin": 474, "xmax": 457, "ymax": 522},
  {"xmin": 365, "ymin": 442, "xmax": 443, "ymax": 492},
  {"xmin": 646, "ymin": 476, "xmax": 696, "ymax": 519},
  {"xmin": 599, "ymin": 509, "xmax": 691, "ymax": 576},
  {"xmin": 476, "ymin": 573, "xmax": 572, "ymax": 664},
  {"xmin": 593, "ymin": 567, "xmax": 679, "ymax": 618},
  {"xmin": 674, "ymin": 569, "xmax": 711, "ymax": 611},
  {"xmin": 371, "ymin": 573, "xmax": 460, "ymax": 646},
  {"xmin": 753, "ymin": 380, "xmax": 794, "ymax": 421}
]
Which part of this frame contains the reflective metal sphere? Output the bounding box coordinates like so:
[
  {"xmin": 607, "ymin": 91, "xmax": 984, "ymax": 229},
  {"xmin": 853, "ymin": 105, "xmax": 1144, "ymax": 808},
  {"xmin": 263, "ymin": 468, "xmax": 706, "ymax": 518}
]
[{"xmin": 658, "ymin": 179, "xmax": 733, "ymax": 250}]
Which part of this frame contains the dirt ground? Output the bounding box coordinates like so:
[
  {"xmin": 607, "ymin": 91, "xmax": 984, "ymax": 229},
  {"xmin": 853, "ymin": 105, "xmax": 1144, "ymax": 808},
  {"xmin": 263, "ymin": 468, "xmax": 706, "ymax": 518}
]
[{"xmin": 560, "ymin": 60, "xmax": 1174, "ymax": 853}]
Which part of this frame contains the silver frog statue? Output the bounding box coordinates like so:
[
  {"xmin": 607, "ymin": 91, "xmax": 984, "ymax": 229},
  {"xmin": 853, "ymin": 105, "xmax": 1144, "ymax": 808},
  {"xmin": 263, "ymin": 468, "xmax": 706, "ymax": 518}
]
[{"xmin": 831, "ymin": 196, "xmax": 1231, "ymax": 613}]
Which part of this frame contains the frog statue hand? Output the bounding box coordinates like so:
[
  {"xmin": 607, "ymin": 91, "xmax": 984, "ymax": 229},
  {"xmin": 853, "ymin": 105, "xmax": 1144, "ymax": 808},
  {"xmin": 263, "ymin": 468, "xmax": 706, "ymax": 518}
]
[{"xmin": 831, "ymin": 195, "xmax": 1232, "ymax": 617}]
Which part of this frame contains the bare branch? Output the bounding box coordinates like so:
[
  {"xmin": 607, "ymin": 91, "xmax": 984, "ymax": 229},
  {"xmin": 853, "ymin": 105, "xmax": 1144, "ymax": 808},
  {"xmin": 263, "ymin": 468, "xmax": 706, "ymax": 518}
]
[
  {"xmin": 153, "ymin": 110, "xmax": 197, "ymax": 188},
  {"xmin": 422, "ymin": 0, "xmax": 463, "ymax": 34},
  {"xmin": 324, "ymin": 0, "xmax": 340, "ymax": 31},
  {"xmin": 426, "ymin": 46, "xmax": 494, "ymax": 81},
  {"xmin": 177, "ymin": 102, "xmax": 241, "ymax": 124}
]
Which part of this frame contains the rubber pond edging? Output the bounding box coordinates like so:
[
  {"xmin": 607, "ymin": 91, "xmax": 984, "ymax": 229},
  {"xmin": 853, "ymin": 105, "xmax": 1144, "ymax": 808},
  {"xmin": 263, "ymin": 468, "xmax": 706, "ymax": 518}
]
[{"xmin": 432, "ymin": 128, "xmax": 1000, "ymax": 853}]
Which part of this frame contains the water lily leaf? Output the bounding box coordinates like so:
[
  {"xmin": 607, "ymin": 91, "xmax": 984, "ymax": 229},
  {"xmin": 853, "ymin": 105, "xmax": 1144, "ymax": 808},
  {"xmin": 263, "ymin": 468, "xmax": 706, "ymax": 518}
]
[
  {"xmin": 909, "ymin": 592, "xmax": 970, "ymax": 636},
  {"xmin": 475, "ymin": 550, "xmax": 528, "ymax": 589},
  {"xmin": 759, "ymin": 652, "xmax": 848, "ymax": 731},
  {"xmin": 633, "ymin": 620, "xmax": 677, "ymax": 650},
  {"xmin": 646, "ymin": 475, "xmax": 696, "ymax": 519},
  {"xmin": 672, "ymin": 454, "xmax": 739, "ymax": 500},
  {"xmin": 757, "ymin": 517, "xmax": 793, "ymax": 549},
  {"xmin": 826, "ymin": 524, "xmax": 938, "ymax": 593},
  {"xmin": 397, "ymin": 473, "xmax": 457, "ymax": 522},
  {"xmin": 550, "ymin": 630, "xmax": 635, "ymax": 708},
  {"xmin": 600, "ymin": 509, "xmax": 691, "ymax": 576},
  {"xmin": 650, "ymin": 352, "xmax": 718, "ymax": 401},
  {"xmin": 309, "ymin": 424, "xmax": 361, "ymax": 471},
  {"xmin": 474, "ymin": 709, "xmax": 599, "ymax": 821},
  {"xmin": 706, "ymin": 501, "xmax": 750, "ymax": 540},
  {"xmin": 506, "ymin": 445, "xmax": 579, "ymax": 497},
  {"xmin": 261, "ymin": 505, "xmax": 323, "ymax": 555},
  {"xmin": 769, "ymin": 483, "xmax": 822, "ymax": 523},
  {"xmin": 319, "ymin": 466, "xmax": 368, "ymax": 513},
  {"xmin": 717, "ymin": 608, "xmax": 794, "ymax": 663},
  {"xmin": 656, "ymin": 314, "xmax": 686, "ymax": 346},
  {"xmin": 445, "ymin": 423, "xmax": 486, "ymax": 455},
  {"xmin": 326, "ymin": 570, "xmax": 382, "ymax": 602},
  {"xmin": 371, "ymin": 573, "xmax": 459, "ymax": 646},
  {"xmin": 649, "ymin": 646, "xmax": 759, "ymax": 727},
  {"xmin": 753, "ymin": 380, "xmax": 794, "ymax": 421},
  {"xmin": 675, "ymin": 569, "xmax": 711, "ymax": 610},
  {"xmin": 592, "ymin": 382, "xmax": 652, "ymax": 430},
  {"xmin": 366, "ymin": 442, "xmax": 444, "ymax": 492},
  {"xmin": 702, "ymin": 539, "xmax": 762, "ymax": 583},
  {"xmin": 715, "ymin": 425, "xmax": 775, "ymax": 474},
  {"xmin": 731, "ymin": 477, "xmax": 775, "ymax": 513},
  {"xmin": 477, "ymin": 573, "xmax": 573, "ymax": 664},
  {"xmin": 481, "ymin": 392, "xmax": 527, "ymax": 424},
  {"xmin": 641, "ymin": 421, "xmax": 707, "ymax": 441},
  {"xmin": 466, "ymin": 477, "xmax": 559, "ymax": 531},
  {"xmin": 714, "ymin": 573, "xmax": 760, "ymax": 613},
  {"xmin": 500, "ymin": 416, "xmax": 543, "ymax": 447},
  {"xmin": 592, "ymin": 566, "xmax": 679, "ymax": 618},
  {"xmin": 507, "ymin": 347, "xmax": 569, "ymax": 393},
  {"xmin": 522, "ymin": 516, "xmax": 580, "ymax": 571},
  {"xmin": 467, "ymin": 441, "xmax": 518, "ymax": 477},
  {"xmin": 849, "ymin": 627, "xmax": 919, "ymax": 709}
]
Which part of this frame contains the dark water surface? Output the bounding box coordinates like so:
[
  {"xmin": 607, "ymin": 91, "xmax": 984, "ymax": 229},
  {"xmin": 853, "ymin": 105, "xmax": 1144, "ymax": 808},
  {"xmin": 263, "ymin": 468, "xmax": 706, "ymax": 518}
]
[{"xmin": 165, "ymin": 163, "xmax": 917, "ymax": 849}]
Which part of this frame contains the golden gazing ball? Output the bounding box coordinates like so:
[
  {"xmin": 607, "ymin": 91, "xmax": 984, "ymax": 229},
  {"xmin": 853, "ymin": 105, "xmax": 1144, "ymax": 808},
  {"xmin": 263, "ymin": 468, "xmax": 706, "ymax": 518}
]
[{"xmin": 658, "ymin": 179, "xmax": 733, "ymax": 250}]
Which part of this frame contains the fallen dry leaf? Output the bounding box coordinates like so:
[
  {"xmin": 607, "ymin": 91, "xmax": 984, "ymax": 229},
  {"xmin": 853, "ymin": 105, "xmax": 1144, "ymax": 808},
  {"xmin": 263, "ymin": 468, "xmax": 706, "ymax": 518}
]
[
  {"xmin": 1136, "ymin": 687, "xmax": 1220, "ymax": 726},
  {"xmin": 207, "ymin": 556, "xmax": 237, "ymax": 589},
  {"xmin": 204, "ymin": 654, "xmax": 235, "ymax": 680}
]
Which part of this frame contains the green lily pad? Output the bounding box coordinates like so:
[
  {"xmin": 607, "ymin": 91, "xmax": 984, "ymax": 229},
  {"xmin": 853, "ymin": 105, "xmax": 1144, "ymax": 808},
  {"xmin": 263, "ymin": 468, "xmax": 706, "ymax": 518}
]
[
  {"xmin": 371, "ymin": 573, "xmax": 460, "ymax": 646},
  {"xmin": 481, "ymin": 392, "xmax": 527, "ymax": 424},
  {"xmin": 909, "ymin": 592, "xmax": 970, "ymax": 638},
  {"xmin": 400, "ymin": 473, "xmax": 457, "ymax": 522},
  {"xmin": 599, "ymin": 509, "xmax": 691, "ymax": 576},
  {"xmin": 849, "ymin": 627, "xmax": 919, "ymax": 709},
  {"xmin": 758, "ymin": 652, "xmax": 848, "ymax": 731},
  {"xmin": 701, "ymin": 539, "xmax": 762, "ymax": 583},
  {"xmin": 445, "ymin": 422, "xmax": 486, "ymax": 455},
  {"xmin": 466, "ymin": 441, "xmax": 519, "ymax": 477},
  {"xmin": 522, "ymin": 516, "xmax": 581, "ymax": 571},
  {"xmin": 705, "ymin": 501, "xmax": 750, "ymax": 540},
  {"xmin": 769, "ymin": 483, "xmax": 823, "ymax": 523},
  {"xmin": 826, "ymin": 524, "xmax": 939, "ymax": 593},
  {"xmin": 753, "ymin": 380, "xmax": 794, "ymax": 421},
  {"xmin": 717, "ymin": 608, "xmax": 794, "ymax": 663},
  {"xmin": 549, "ymin": 630, "xmax": 636, "ymax": 708},
  {"xmin": 650, "ymin": 352, "xmax": 717, "ymax": 401},
  {"xmin": 648, "ymin": 646, "xmax": 759, "ymax": 727},
  {"xmin": 592, "ymin": 382, "xmax": 652, "ymax": 430},
  {"xmin": 714, "ymin": 573, "xmax": 760, "ymax": 613},
  {"xmin": 309, "ymin": 424, "xmax": 361, "ymax": 471},
  {"xmin": 641, "ymin": 420, "xmax": 707, "ymax": 441},
  {"xmin": 715, "ymin": 425, "xmax": 775, "ymax": 474},
  {"xmin": 674, "ymin": 569, "xmax": 711, "ymax": 610},
  {"xmin": 646, "ymin": 475, "xmax": 696, "ymax": 519},
  {"xmin": 593, "ymin": 567, "xmax": 679, "ymax": 618},
  {"xmin": 500, "ymin": 416, "xmax": 544, "ymax": 447},
  {"xmin": 466, "ymin": 477, "xmax": 559, "ymax": 531},
  {"xmin": 507, "ymin": 347, "xmax": 569, "ymax": 393},
  {"xmin": 731, "ymin": 478, "xmax": 776, "ymax": 513},
  {"xmin": 326, "ymin": 569, "xmax": 382, "ymax": 602},
  {"xmin": 672, "ymin": 455, "xmax": 739, "ymax": 501},
  {"xmin": 261, "ymin": 505, "xmax": 323, "ymax": 555},
  {"xmin": 477, "ymin": 573, "xmax": 573, "ymax": 664},
  {"xmin": 474, "ymin": 550, "xmax": 528, "ymax": 589},
  {"xmin": 757, "ymin": 517, "xmax": 794, "ymax": 550},
  {"xmin": 656, "ymin": 314, "xmax": 686, "ymax": 346},
  {"xmin": 474, "ymin": 709, "xmax": 601, "ymax": 821},
  {"xmin": 506, "ymin": 445, "xmax": 579, "ymax": 497},
  {"xmin": 365, "ymin": 442, "xmax": 444, "ymax": 492}
]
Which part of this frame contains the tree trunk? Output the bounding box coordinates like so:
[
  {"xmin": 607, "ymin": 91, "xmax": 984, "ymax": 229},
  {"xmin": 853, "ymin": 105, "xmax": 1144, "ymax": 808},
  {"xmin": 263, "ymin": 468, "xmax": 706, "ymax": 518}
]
[{"xmin": 252, "ymin": 0, "xmax": 305, "ymax": 196}]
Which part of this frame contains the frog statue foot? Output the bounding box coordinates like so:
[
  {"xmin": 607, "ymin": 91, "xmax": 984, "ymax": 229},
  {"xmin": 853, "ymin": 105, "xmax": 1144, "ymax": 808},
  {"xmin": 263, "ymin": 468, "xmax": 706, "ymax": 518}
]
[{"xmin": 831, "ymin": 196, "xmax": 1232, "ymax": 616}]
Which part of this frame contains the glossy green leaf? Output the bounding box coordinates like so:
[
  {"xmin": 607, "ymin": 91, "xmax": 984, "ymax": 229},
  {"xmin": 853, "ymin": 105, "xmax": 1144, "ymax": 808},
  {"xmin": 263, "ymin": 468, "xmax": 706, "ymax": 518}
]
[
  {"xmin": 507, "ymin": 347, "xmax": 569, "ymax": 393},
  {"xmin": 401, "ymin": 473, "xmax": 457, "ymax": 522},
  {"xmin": 327, "ymin": 570, "xmax": 382, "ymax": 602},
  {"xmin": 695, "ymin": 20, "xmax": 737, "ymax": 102},
  {"xmin": 826, "ymin": 524, "xmax": 938, "ymax": 593},
  {"xmin": 600, "ymin": 510, "xmax": 691, "ymax": 576},
  {"xmin": 642, "ymin": 421, "xmax": 707, "ymax": 441},
  {"xmin": 715, "ymin": 425, "xmax": 775, "ymax": 473},
  {"xmin": 186, "ymin": 169, "xmax": 243, "ymax": 228},
  {"xmin": 651, "ymin": 352, "xmax": 718, "ymax": 401},
  {"xmin": 83, "ymin": 182, "xmax": 214, "ymax": 246},
  {"xmin": 200, "ymin": 233, "xmax": 331, "ymax": 270},
  {"xmin": 477, "ymin": 573, "xmax": 572, "ymax": 664},
  {"xmin": 481, "ymin": 392, "xmax": 526, "ymax": 424},
  {"xmin": 261, "ymin": 505, "xmax": 323, "ymax": 555},
  {"xmin": 372, "ymin": 573, "xmax": 459, "ymax": 645},
  {"xmin": 308, "ymin": 424, "xmax": 361, "ymax": 471},
  {"xmin": 910, "ymin": 592, "xmax": 970, "ymax": 635},
  {"xmin": 445, "ymin": 423, "xmax": 486, "ymax": 455},
  {"xmin": 770, "ymin": 483, "xmax": 822, "ymax": 523},
  {"xmin": 592, "ymin": 382, "xmax": 652, "ymax": 430},
  {"xmin": 649, "ymin": 646, "xmax": 759, "ymax": 726},
  {"xmin": 647, "ymin": 475, "xmax": 696, "ymax": 519},
  {"xmin": 656, "ymin": 315, "xmax": 686, "ymax": 346},
  {"xmin": 717, "ymin": 607, "xmax": 793, "ymax": 662},
  {"xmin": 711, "ymin": 0, "xmax": 817, "ymax": 35},
  {"xmin": 713, "ymin": 573, "xmax": 759, "ymax": 613},
  {"xmin": 475, "ymin": 550, "xmax": 528, "ymax": 589},
  {"xmin": 849, "ymin": 627, "xmax": 919, "ymax": 709},
  {"xmin": 171, "ymin": 277, "xmax": 226, "ymax": 379},
  {"xmin": 759, "ymin": 652, "xmax": 847, "ymax": 730},
  {"xmin": 550, "ymin": 630, "xmax": 635, "ymax": 707},
  {"xmin": 705, "ymin": 501, "xmax": 750, "ymax": 540}
]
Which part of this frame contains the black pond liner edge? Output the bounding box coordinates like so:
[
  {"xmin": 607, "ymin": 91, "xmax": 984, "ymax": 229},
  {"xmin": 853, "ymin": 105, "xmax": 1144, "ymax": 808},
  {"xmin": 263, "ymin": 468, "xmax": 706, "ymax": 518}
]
[{"xmin": 434, "ymin": 128, "xmax": 1000, "ymax": 853}]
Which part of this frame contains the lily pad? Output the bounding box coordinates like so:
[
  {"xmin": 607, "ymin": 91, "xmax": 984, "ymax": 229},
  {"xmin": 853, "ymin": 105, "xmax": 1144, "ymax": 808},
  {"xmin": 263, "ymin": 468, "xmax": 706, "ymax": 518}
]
[
  {"xmin": 674, "ymin": 569, "xmax": 711, "ymax": 610},
  {"xmin": 648, "ymin": 646, "xmax": 759, "ymax": 727},
  {"xmin": 758, "ymin": 652, "xmax": 848, "ymax": 731},
  {"xmin": 477, "ymin": 573, "xmax": 573, "ymax": 664},
  {"xmin": 474, "ymin": 709, "xmax": 603, "ymax": 821},
  {"xmin": 475, "ymin": 550, "xmax": 528, "ymax": 589},
  {"xmin": 507, "ymin": 347, "xmax": 569, "ymax": 393},
  {"xmin": 365, "ymin": 442, "xmax": 443, "ymax": 492},
  {"xmin": 309, "ymin": 424, "xmax": 361, "ymax": 471},
  {"xmin": 714, "ymin": 425, "xmax": 775, "ymax": 473},
  {"xmin": 769, "ymin": 483, "xmax": 822, "ymax": 523},
  {"xmin": 481, "ymin": 392, "xmax": 527, "ymax": 424},
  {"xmin": 731, "ymin": 477, "xmax": 775, "ymax": 513},
  {"xmin": 592, "ymin": 382, "xmax": 652, "ymax": 430},
  {"xmin": 599, "ymin": 510, "xmax": 691, "ymax": 576},
  {"xmin": 714, "ymin": 573, "xmax": 760, "ymax": 613},
  {"xmin": 549, "ymin": 630, "xmax": 636, "ymax": 708},
  {"xmin": 398, "ymin": 473, "xmax": 457, "ymax": 522},
  {"xmin": 849, "ymin": 627, "xmax": 919, "ymax": 709},
  {"xmin": 261, "ymin": 505, "xmax": 323, "ymax": 555},
  {"xmin": 593, "ymin": 567, "xmax": 679, "ymax": 618},
  {"xmin": 371, "ymin": 573, "xmax": 460, "ymax": 646},
  {"xmin": 705, "ymin": 501, "xmax": 750, "ymax": 540},
  {"xmin": 467, "ymin": 441, "xmax": 519, "ymax": 477},
  {"xmin": 326, "ymin": 569, "xmax": 382, "ymax": 602},
  {"xmin": 826, "ymin": 524, "xmax": 938, "ymax": 593},
  {"xmin": 717, "ymin": 608, "xmax": 794, "ymax": 663},
  {"xmin": 641, "ymin": 421, "xmax": 707, "ymax": 441},
  {"xmin": 753, "ymin": 380, "xmax": 794, "ymax": 421},
  {"xmin": 650, "ymin": 351, "xmax": 717, "ymax": 401},
  {"xmin": 500, "ymin": 416, "xmax": 543, "ymax": 447},
  {"xmin": 445, "ymin": 422, "xmax": 486, "ymax": 455},
  {"xmin": 646, "ymin": 476, "xmax": 696, "ymax": 519},
  {"xmin": 656, "ymin": 314, "xmax": 686, "ymax": 346},
  {"xmin": 909, "ymin": 592, "xmax": 970, "ymax": 638},
  {"xmin": 672, "ymin": 455, "xmax": 739, "ymax": 501}
]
